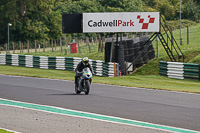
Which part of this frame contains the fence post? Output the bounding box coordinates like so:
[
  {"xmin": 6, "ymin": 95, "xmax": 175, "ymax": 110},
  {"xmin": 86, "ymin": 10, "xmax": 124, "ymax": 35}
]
[
  {"xmin": 91, "ymin": 37, "xmax": 95, "ymax": 51},
  {"xmin": 12, "ymin": 42, "xmax": 15, "ymax": 54},
  {"xmin": 187, "ymin": 26, "xmax": 189, "ymax": 45},
  {"xmin": 35, "ymin": 40, "xmax": 37, "ymax": 53},
  {"xmin": 51, "ymin": 38, "xmax": 53, "ymax": 52},
  {"xmin": 27, "ymin": 40, "xmax": 29, "ymax": 53},
  {"xmin": 54, "ymin": 40, "xmax": 57, "ymax": 51},
  {"xmin": 86, "ymin": 36, "xmax": 91, "ymax": 53},
  {"xmin": 22, "ymin": 42, "xmax": 24, "ymax": 53},
  {"xmin": 69, "ymin": 38, "xmax": 72, "ymax": 54},
  {"xmin": 64, "ymin": 35, "xmax": 67, "ymax": 55},
  {"xmin": 6, "ymin": 43, "xmax": 7, "ymax": 54},
  {"xmin": 77, "ymin": 37, "xmax": 81, "ymax": 54},
  {"xmin": 19, "ymin": 41, "xmax": 21, "ymax": 53},
  {"xmin": 101, "ymin": 36, "xmax": 104, "ymax": 52},
  {"xmin": 43, "ymin": 39, "xmax": 45, "ymax": 52},
  {"xmin": 60, "ymin": 37, "xmax": 63, "ymax": 53},
  {"xmin": 98, "ymin": 34, "xmax": 101, "ymax": 52},
  {"xmin": 96, "ymin": 37, "xmax": 98, "ymax": 46}
]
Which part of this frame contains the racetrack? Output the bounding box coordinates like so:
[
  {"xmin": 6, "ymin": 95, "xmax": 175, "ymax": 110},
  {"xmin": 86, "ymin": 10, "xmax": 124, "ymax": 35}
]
[{"xmin": 0, "ymin": 74, "xmax": 199, "ymax": 132}]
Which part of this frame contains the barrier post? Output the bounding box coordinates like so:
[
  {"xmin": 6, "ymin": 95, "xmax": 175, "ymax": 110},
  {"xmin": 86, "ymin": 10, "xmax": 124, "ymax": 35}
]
[{"xmin": 114, "ymin": 62, "xmax": 117, "ymax": 77}]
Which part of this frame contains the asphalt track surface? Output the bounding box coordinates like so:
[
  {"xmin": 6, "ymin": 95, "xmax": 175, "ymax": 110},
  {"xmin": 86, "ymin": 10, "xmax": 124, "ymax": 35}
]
[{"xmin": 0, "ymin": 74, "xmax": 200, "ymax": 132}]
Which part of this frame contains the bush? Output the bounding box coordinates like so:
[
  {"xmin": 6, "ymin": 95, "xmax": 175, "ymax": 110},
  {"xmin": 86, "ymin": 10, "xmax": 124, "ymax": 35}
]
[
  {"xmin": 183, "ymin": 1, "xmax": 200, "ymax": 22},
  {"xmin": 166, "ymin": 19, "xmax": 197, "ymax": 29}
]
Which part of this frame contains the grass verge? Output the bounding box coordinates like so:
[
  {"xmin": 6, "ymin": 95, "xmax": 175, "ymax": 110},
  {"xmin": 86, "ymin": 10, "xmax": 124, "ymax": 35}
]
[
  {"xmin": 0, "ymin": 129, "xmax": 14, "ymax": 133},
  {"xmin": 1, "ymin": 65, "xmax": 200, "ymax": 93}
]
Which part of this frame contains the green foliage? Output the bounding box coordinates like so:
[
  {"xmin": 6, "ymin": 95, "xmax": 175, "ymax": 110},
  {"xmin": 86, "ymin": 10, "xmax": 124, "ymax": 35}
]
[
  {"xmin": 97, "ymin": 0, "xmax": 143, "ymax": 12},
  {"xmin": 0, "ymin": 0, "xmax": 200, "ymax": 45},
  {"xmin": 0, "ymin": 0, "xmax": 62, "ymax": 44},
  {"xmin": 183, "ymin": 1, "xmax": 200, "ymax": 22},
  {"xmin": 60, "ymin": 0, "xmax": 101, "ymax": 13},
  {"xmin": 166, "ymin": 19, "xmax": 197, "ymax": 29},
  {"xmin": 143, "ymin": 0, "xmax": 200, "ymax": 21},
  {"xmin": 155, "ymin": 0, "xmax": 177, "ymax": 20},
  {"xmin": 133, "ymin": 59, "xmax": 159, "ymax": 75}
]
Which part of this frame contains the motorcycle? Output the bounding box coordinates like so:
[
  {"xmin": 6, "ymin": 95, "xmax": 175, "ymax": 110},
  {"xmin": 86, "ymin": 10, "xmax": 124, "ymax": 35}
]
[{"xmin": 75, "ymin": 67, "xmax": 92, "ymax": 95}]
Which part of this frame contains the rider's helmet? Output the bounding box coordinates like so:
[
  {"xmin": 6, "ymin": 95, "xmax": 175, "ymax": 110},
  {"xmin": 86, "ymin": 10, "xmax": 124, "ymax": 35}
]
[{"xmin": 82, "ymin": 57, "xmax": 89, "ymax": 65}]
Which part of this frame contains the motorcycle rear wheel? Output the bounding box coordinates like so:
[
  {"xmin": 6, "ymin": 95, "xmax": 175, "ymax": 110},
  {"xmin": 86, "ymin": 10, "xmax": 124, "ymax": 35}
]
[{"xmin": 84, "ymin": 80, "xmax": 90, "ymax": 95}]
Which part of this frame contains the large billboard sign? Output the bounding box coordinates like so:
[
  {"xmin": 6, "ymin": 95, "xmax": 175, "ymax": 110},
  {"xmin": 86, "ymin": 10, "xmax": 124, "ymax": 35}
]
[{"xmin": 83, "ymin": 12, "xmax": 160, "ymax": 33}]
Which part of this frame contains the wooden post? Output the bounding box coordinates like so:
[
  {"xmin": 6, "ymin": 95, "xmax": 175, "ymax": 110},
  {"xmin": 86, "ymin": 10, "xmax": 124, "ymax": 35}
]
[
  {"xmin": 51, "ymin": 38, "xmax": 53, "ymax": 52},
  {"xmin": 12, "ymin": 42, "xmax": 15, "ymax": 54},
  {"xmin": 22, "ymin": 42, "xmax": 24, "ymax": 53},
  {"xmin": 187, "ymin": 26, "xmax": 189, "ymax": 45},
  {"xmin": 91, "ymin": 37, "xmax": 95, "ymax": 51},
  {"xmin": 19, "ymin": 41, "xmax": 21, "ymax": 53},
  {"xmin": 27, "ymin": 40, "xmax": 29, "ymax": 53},
  {"xmin": 43, "ymin": 39, "xmax": 45, "ymax": 52},
  {"xmin": 35, "ymin": 40, "xmax": 37, "ymax": 53},
  {"xmin": 86, "ymin": 36, "xmax": 91, "ymax": 53},
  {"xmin": 98, "ymin": 34, "xmax": 101, "ymax": 52},
  {"xmin": 60, "ymin": 37, "xmax": 63, "ymax": 53},
  {"xmin": 54, "ymin": 40, "xmax": 56, "ymax": 51},
  {"xmin": 114, "ymin": 62, "xmax": 117, "ymax": 77},
  {"xmin": 101, "ymin": 36, "xmax": 104, "ymax": 52},
  {"xmin": 5, "ymin": 43, "xmax": 7, "ymax": 54},
  {"xmin": 96, "ymin": 37, "xmax": 98, "ymax": 47},
  {"xmin": 77, "ymin": 38, "xmax": 81, "ymax": 54},
  {"xmin": 91, "ymin": 37, "xmax": 94, "ymax": 45}
]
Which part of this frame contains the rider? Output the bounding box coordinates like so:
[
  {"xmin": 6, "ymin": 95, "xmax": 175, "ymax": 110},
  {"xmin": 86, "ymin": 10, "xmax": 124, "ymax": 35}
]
[{"xmin": 75, "ymin": 57, "xmax": 94, "ymax": 87}]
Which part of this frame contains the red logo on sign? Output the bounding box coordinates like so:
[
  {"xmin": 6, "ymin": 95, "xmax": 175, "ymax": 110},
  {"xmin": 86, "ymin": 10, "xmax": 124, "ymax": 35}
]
[{"xmin": 137, "ymin": 15, "xmax": 155, "ymax": 29}]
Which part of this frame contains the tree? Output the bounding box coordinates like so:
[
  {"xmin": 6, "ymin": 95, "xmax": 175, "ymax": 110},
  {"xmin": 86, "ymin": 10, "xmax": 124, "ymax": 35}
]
[
  {"xmin": 60, "ymin": 0, "xmax": 102, "ymax": 13},
  {"xmin": 0, "ymin": 0, "xmax": 63, "ymax": 44},
  {"xmin": 97, "ymin": 0, "xmax": 143, "ymax": 12},
  {"xmin": 183, "ymin": 1, "xmax": 200, "ymax": 22}
]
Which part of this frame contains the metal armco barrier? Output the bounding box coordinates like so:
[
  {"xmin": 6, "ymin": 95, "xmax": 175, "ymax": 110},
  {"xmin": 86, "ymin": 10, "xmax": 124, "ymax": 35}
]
[
  {"xmin": 0, "ymin": 54, "xmax": 119, "ymax": 77},
  {"xmin": 159, "ymin": 61, "xmax": 200, "ymax": 80}
]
